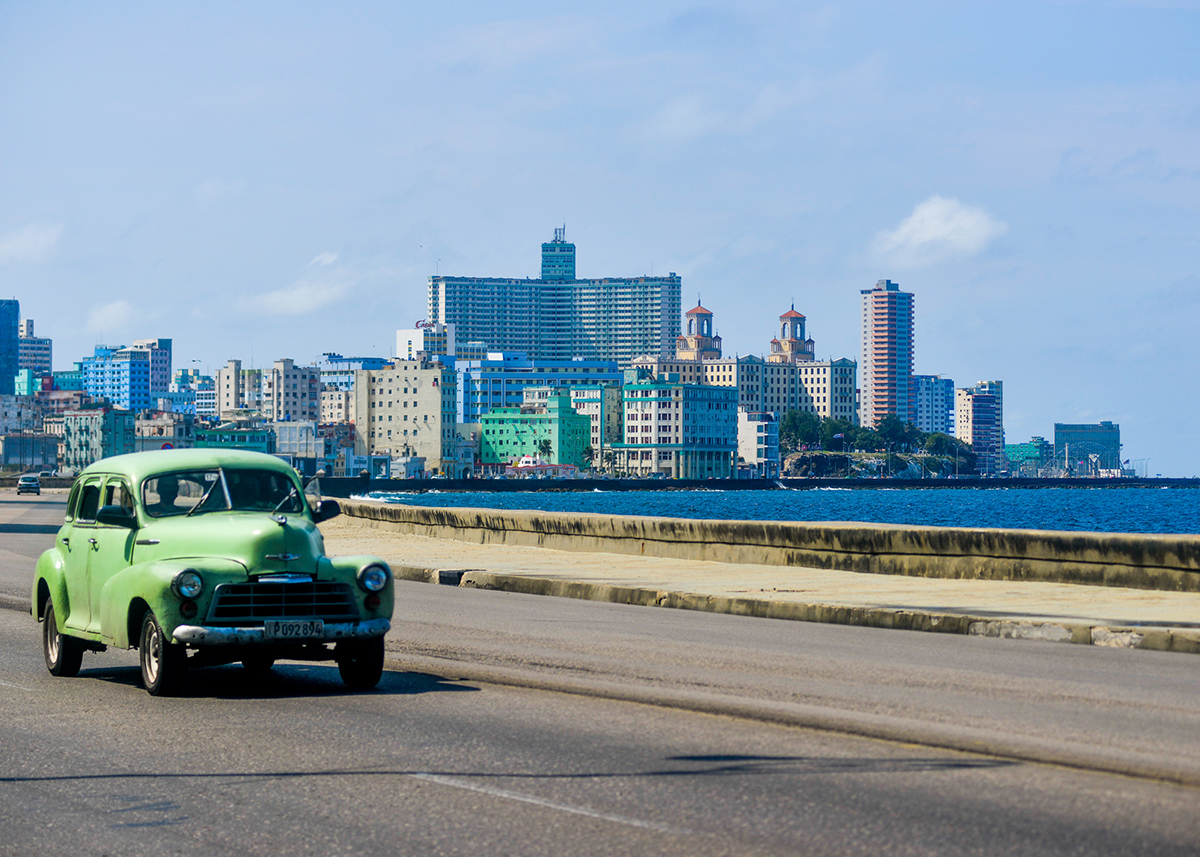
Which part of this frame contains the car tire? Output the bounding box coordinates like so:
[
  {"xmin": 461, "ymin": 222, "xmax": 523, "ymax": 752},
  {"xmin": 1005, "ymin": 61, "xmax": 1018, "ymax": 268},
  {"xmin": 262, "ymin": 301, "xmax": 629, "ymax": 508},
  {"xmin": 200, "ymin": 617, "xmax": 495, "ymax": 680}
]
[
  {"xmin": 139, "ymin": 611, "xmax": 186, "ymax": 696},
  {"xmin": 242, "ymin": 655, "xmax": 276, "ymax": 673},
  {"xmin": 42, "ymin": 598, "xmax": 84, "ymax": 677},
  {"xmin": 336, "ymin": 637, "xmax": 384, "ymax": 690}
]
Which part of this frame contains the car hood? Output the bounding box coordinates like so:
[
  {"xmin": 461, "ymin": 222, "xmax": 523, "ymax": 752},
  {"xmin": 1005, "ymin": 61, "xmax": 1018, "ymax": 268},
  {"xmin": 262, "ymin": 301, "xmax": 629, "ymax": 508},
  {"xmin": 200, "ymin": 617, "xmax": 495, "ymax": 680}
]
[{"xmin": 134, "ymin": 512, "xmax": 325, "ymax": 576}]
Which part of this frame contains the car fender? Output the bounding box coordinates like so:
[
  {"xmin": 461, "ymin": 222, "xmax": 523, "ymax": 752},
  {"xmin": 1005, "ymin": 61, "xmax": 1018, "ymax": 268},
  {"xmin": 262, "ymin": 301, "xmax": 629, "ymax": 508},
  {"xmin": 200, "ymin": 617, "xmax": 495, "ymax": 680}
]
[
  {"xmin": 318, "ymin": 555, "xmax": 396, "ymax": 619},
  {"xmin": 97, "ymin": 558, "xmax": 250, "ymax": 648},
  {"xmin": 31, "ymin": 546, "xmax": 69, "ymax": 623}
]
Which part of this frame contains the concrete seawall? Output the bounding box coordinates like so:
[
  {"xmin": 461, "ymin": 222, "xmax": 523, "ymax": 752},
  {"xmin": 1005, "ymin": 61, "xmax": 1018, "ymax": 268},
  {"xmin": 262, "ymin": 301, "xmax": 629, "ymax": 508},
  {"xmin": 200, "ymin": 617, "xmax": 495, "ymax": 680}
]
[{"xmin": 337, "ymin": 499, "xmax": 1200, "ymax": 593}]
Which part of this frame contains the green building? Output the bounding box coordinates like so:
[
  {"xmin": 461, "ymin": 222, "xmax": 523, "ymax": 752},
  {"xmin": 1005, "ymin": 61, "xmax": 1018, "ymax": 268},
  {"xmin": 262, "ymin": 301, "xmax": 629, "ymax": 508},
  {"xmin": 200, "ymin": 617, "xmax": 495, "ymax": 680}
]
[
  {"xmin": 479, "ymin": 392, "xmax": 589, "ymax": 473},
  {"xmin": 195, "ymin": 423, "xmax": 276, "ymax": 454},
  {"xmin": 1005, "ymin": 436, "xmax": 1054, "ymax": 476}
]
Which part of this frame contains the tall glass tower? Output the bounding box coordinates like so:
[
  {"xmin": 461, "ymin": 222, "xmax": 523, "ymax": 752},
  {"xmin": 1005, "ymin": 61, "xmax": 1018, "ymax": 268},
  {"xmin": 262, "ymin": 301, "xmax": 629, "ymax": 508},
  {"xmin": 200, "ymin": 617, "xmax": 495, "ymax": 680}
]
[{"xmin": 0, "ymin": 300, "xmax": 19, "ymax": 396}]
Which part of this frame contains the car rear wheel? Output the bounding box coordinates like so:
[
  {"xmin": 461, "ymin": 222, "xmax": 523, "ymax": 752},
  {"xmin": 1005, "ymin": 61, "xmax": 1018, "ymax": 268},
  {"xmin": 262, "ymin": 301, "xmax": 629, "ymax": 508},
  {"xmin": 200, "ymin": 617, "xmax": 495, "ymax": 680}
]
[
  {"xmin": 140, "ymin": 611, "xmax": 186, "ymax": 696},
  {"xmin": 42, "ymin": 598, "xmax": 84, "ymax": 677},
  {"xmin": 336, "ymin": 637, "xmax": 384, "ymax": 690}
]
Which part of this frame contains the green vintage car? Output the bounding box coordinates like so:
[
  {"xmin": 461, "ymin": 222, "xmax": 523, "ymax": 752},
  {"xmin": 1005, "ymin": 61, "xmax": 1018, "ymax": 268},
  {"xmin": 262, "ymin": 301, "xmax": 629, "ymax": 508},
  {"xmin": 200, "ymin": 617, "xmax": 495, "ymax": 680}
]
[{"xmin": 32, "ymin": 449, "xmax": 393, "ymax": 696}]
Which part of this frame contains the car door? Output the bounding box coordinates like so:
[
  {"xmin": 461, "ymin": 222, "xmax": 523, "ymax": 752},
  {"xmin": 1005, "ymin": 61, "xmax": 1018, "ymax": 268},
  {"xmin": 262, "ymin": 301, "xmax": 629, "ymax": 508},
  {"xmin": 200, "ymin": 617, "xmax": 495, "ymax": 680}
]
[
  {"xmin": 61, "ymin": 476, "xmax": 103, "ymax": 633},
  {"xmin": 85, "ymin": 477, "xmax": 138, "ymax": 636}
]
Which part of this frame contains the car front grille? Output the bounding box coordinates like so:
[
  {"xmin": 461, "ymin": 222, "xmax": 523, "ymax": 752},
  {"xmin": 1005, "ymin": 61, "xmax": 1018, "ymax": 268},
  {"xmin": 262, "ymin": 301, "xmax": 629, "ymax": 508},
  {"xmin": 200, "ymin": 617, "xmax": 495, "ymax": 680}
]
[{"xmin": 206, "ymin": 581, "xmax": 359, "ymax": 625}]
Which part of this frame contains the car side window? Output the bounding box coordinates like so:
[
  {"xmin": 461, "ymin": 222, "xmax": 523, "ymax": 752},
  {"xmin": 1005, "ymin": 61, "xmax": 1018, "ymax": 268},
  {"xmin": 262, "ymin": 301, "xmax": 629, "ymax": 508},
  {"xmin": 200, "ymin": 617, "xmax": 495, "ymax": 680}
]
[
  {"xmin": 104, "ymin": 480, "xmax": 135, "ymax": 514},
  {"xmin": 76, "ymin": 479, "xmax": 103, "ymax": 524},
  {"xmin": 65, "ymin": 482, "xmax": 80, "ymax": 522}
]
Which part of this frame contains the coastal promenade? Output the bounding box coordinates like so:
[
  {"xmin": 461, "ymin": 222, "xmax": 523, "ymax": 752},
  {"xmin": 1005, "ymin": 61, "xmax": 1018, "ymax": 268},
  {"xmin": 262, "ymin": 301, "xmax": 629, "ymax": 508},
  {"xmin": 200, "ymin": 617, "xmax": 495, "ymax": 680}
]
[{"xmin": 325, "ymin": 499, "xmax": 1200, "ymax": 656}]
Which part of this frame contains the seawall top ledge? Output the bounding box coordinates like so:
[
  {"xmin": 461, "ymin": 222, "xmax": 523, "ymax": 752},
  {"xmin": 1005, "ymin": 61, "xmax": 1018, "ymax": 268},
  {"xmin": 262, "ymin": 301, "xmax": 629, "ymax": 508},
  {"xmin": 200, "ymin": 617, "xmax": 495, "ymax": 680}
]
[{"xmin": 337, "ymin": 498, "xmax": 1200, "ymax": 592}]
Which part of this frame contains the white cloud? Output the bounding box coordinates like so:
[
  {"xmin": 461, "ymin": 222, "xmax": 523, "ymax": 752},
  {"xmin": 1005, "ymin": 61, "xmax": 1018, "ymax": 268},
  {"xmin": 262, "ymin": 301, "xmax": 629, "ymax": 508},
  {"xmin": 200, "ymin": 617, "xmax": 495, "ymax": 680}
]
[
  {"xmin": 308, "ymin": 251, "xmax": 339, "ymax": 267},
  {"xmin": 86, "ymin": 300, "xmax": 134, "ymax": 335},
  {"xmin": 873, "ymin": 196, "xmax": 1008, "ymax": 268},
  {"xmin": 0, "ymin": 223, "xmax": 64, "ymax": 264},
  {"xmin": 239, "ymin": 280, "xmax": 351, "ymax": 316}
]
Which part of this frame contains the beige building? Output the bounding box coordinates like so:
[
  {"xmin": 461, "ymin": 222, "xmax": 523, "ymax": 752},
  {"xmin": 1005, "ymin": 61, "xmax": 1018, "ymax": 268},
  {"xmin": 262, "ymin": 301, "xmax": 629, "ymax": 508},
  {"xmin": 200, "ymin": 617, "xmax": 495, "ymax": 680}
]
[
  {"xmin": 352, "ymin": 359, "xmax": 458, "ymax": 473},
  {"xmin": 320, "ymin": 385, "xmax": 354, "ymax": 424},
  {"xmin": 262, "ymin": 358, "xmax": 319, "ymax": 422},
  {"xmin": 632, "ymin": 306, "xmax": 858, "ymax": 423},
  {"xmin": 955, "ymin": 381, "xmax": 1004, "ymax": 477}
]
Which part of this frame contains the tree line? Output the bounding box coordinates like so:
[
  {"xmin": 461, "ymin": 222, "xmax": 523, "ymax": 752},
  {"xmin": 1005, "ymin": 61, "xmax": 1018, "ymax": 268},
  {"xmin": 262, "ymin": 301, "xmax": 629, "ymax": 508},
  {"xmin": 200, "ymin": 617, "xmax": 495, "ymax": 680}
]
[{"xmin": 779, "ymin": 411, "xmax": 977, "ymax": 471}]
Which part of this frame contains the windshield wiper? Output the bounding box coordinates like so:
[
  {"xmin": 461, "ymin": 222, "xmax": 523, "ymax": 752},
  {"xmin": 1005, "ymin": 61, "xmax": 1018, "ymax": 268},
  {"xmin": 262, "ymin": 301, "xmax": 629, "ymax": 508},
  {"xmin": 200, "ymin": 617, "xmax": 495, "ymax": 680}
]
[
  {"xmin": 271, "ymin": 486, "xmax": 298, "ymax": 516},
  {"xmin": 187, "ymin": 470, "xmax": 226, "ymax": 517}
]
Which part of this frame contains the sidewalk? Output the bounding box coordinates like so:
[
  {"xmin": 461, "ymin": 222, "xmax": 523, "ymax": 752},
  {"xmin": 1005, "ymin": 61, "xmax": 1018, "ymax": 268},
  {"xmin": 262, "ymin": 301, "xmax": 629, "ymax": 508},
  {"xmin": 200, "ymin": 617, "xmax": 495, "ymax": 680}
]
[{"xmin": 320, "ymin": 517, "xmax": 1200, "ymax": 655}]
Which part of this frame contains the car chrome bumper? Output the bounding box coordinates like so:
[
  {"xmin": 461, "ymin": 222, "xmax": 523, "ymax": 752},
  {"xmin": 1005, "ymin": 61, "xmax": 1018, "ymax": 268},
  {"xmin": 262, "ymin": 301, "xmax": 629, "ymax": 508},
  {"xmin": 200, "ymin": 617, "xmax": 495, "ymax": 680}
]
[{"xmin": 172, "ymin": 617, "xmax": 391, "ymax": 646}]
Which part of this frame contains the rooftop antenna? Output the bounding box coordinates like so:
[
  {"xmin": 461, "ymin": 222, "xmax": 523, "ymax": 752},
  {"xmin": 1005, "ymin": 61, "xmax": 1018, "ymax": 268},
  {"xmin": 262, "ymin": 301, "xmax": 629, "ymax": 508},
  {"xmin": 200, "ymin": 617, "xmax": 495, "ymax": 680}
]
[{"xmin": 554, "ymin": 224, "xmax": 566, "ymax": 242}]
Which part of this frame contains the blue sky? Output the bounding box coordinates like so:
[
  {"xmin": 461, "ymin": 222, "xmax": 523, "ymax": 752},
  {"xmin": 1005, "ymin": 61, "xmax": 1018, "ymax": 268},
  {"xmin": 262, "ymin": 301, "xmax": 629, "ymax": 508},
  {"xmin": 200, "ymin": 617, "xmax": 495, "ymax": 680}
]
[{"xmin": 2, "ymin": 2, "xmax": 1198, "ymax": 475}]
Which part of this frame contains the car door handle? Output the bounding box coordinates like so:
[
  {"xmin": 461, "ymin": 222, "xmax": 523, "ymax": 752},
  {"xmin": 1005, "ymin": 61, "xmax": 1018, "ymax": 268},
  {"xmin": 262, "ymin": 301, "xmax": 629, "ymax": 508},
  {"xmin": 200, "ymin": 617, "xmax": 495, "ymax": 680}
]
[
  {"xmin": 61, "ymin": 537, "xmax": 69, "ymax": 546},
  {"xmin": 88, "ymin": 538, "xmax": 98, "ymax": 547}
]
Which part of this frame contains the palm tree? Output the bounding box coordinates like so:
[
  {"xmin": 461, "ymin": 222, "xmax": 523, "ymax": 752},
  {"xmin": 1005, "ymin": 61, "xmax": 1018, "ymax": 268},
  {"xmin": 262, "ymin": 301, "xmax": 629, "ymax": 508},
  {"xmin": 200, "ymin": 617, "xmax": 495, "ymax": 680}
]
[
  {"xmin": 582, "ymin": 445, "xmax": 595, "ymax": 469},
  {"xmin": 537, "ymin": 438, "xmax": 553, "ymax": 461}
]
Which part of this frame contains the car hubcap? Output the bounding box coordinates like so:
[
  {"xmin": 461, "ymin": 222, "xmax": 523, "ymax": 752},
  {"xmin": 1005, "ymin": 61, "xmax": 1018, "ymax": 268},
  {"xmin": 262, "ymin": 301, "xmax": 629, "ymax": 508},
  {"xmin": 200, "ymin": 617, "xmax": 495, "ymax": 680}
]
[
  {"xmin": 144, "ymin": 623, "xmax": 160, "ymax": 684},
  {"xmin": 46, "ymin": 612, "xmax": 59, "ymax": 662}
]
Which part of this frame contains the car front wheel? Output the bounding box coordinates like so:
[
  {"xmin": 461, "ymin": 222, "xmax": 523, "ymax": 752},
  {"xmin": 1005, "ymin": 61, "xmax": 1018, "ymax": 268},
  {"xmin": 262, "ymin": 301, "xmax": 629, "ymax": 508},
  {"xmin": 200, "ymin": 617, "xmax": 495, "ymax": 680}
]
[
  {"xmin": 140, "ymin": 611, "xmax": 186, "ymax": 696},
  {"xmin": 42, "ymin": 598, "xmax": 84, "ymax": 677},
  {"xmin": 336, "ymin": 637, "xmax": 384, "ymax": 690}
]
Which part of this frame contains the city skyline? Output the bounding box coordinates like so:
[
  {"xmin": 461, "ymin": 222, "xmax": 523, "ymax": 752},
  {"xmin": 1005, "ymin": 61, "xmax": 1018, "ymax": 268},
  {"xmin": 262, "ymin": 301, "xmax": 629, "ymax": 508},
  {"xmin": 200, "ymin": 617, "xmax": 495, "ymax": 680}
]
[{"xmin": 2, "ymin": 3, "xmax": 1198, "ymax": 474}]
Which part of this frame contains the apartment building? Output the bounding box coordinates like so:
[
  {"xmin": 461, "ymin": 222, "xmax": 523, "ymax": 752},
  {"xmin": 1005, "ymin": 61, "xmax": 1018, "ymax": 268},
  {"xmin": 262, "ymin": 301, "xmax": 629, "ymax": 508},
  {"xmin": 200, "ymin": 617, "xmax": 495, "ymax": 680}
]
[
  {"xmin": 352, "ymin": 359, "xmax": 458, "ymax": 474},
  {"xmin": 860, "ymin": 279, "xmax": 915, "ymax": 428},
  {"xmin": 955, "ymin": 380, "xmax": 1004, "ymax": 476},
  {"xmin": 914, "ymin": 374, "xmax": 956, "ymax": 435},
  {"xmin": 428, "ymin": 231, "xmax": 682, "ymax": 366},
  {"xmin": 456, "ymin": 351, "xmax": 622, "ymax": 423},
  {"xmin": 479, "ymin": 392, "xmax": 590, "ymax": 472},
  {"xmin": 611, "ymin": 374, "xmax": 738, "ymax": 478},
  {"xmin": 18, "ymin": 318, "xmax": 51, "ymax": 377}
]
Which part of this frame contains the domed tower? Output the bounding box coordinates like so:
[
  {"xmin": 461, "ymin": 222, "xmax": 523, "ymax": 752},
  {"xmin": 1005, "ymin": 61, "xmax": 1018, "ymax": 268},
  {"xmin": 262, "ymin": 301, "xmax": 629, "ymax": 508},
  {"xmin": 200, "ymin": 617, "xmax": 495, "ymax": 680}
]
[
  {"xmin": 768, "ymin": 305, "xmax": 816, "ymax": 363},
  {"xmin": 675, "ymin": 303, "xmax": 722, "ymax": 360}
]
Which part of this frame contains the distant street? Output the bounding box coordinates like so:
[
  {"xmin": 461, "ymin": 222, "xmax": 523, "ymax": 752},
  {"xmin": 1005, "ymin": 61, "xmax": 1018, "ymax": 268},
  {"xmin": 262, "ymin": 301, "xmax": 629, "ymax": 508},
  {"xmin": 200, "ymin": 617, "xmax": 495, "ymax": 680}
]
[
  {"xmin": 1, "ymin": 494, "xmax": 1199, "ymax": 855},
  {"xmin": 0, "ymin": 491, "xmax": 65, "ymax": 609}
]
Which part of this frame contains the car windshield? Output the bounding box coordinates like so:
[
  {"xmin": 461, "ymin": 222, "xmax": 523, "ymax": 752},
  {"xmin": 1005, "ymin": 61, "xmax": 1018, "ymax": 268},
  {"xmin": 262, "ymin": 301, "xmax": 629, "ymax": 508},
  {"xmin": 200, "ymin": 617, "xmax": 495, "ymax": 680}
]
[{"xmin": 142, "ymin": 469, "xmax": 303, "ymax": 517}]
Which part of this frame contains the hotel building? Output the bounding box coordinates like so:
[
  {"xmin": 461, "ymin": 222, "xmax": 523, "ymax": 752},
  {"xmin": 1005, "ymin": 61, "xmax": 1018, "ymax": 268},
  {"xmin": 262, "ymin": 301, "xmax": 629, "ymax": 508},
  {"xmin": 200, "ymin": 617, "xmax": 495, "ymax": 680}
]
[{"xmin": 428, "ymin": 230, "xmax": 682, "ymax": 367}]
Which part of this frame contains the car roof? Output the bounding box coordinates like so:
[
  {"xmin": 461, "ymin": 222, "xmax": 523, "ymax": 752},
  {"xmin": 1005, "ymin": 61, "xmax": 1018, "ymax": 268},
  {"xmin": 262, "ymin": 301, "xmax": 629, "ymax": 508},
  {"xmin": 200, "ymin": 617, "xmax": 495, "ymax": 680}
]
[{"xmin": 78, "ymin": 449, "xmax": 301, "ymax": 485}]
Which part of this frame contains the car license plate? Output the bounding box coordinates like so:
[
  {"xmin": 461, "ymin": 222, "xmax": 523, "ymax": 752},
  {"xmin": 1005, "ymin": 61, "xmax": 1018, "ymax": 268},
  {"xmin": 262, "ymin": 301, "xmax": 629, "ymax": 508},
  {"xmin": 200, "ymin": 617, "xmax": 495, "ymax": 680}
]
[{"xmin": 264, "ymin": 619, "xmax": 324, "ymax": 640}]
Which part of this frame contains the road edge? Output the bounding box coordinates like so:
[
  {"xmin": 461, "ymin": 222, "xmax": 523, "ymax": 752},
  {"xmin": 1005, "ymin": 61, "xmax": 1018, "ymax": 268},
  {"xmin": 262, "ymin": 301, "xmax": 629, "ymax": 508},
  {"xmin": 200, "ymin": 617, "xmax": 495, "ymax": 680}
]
[{"xmin": 390, "ymin": 565, "xmax": 1200, "ymax": 656}]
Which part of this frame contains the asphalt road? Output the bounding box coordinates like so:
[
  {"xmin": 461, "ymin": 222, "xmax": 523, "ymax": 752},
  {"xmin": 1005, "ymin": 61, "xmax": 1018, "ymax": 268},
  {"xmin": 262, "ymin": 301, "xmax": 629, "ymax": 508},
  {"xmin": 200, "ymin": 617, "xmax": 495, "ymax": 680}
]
[
  {"xmin": 2, "ymin": 494, "xmax": 1199, "ymax": 855},
  {"xmin": 0, "ymin": 491, "xmax": 65, "ymax": 609}
]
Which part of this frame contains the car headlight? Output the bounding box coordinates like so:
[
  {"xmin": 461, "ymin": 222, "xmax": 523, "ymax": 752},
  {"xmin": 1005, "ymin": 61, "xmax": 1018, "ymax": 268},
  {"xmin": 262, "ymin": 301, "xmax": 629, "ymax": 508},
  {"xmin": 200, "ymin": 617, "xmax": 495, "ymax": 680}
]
[
  {"xmin": 172, "ymin": 569, "xmax": 205, "ymax": 600},
  {"xmin": 357, "ymin": 564, "xmax": 390, "ymax": 593}
]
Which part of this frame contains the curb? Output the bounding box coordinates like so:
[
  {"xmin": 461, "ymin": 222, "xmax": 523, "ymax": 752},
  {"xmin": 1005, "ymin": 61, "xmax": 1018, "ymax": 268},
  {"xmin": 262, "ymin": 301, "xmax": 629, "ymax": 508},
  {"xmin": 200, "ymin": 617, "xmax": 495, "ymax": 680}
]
[{"xmin": 393, "ymin": 565, "xmax": 1200, "ymax": 656}]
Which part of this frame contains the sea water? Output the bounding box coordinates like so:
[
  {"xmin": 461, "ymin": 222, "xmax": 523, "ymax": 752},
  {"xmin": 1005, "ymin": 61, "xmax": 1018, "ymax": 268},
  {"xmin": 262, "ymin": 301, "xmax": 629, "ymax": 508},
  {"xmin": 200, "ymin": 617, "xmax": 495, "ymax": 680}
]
[{"xmin": 365, "ymin": 487, "xmax": 1199, "ymax": 535}]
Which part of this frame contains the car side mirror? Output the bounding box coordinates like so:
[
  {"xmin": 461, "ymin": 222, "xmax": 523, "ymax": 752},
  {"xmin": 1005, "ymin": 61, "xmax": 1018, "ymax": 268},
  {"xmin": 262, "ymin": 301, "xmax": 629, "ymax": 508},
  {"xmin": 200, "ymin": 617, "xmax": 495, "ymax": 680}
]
[
  {"xmin": 96, "ymin": 505, "xmax": 138, "ymax": 528},
  {"xmin": 311, "ymin": 499, "xmax": 341, "ymax": 524}
]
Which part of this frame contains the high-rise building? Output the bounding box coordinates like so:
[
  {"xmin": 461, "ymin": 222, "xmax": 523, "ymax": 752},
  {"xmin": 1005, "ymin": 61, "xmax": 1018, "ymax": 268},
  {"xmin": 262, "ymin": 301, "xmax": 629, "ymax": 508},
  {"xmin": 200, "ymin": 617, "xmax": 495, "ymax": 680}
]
[
  {"xmin": 0, "ymin": 301, "xmax": 19, "ymax": 396},
  {"xmin": 955, "ymin": 380, "xmax": 1004, "ymax": 476},
  {"xmin": 428, "ymin": 230, "xmax": 682, "ymax": 366},
  {"xmin": 130, "ymin": 339, "xmax": 172, "ymax": 393},
  {"xmin": 1054, "ymin": 421, "xmax": 1121, "ymax": 473},
  {"xmin": 914, "ymin": 374, "xmax": 955, "ymax": 434},
  {"xmin": 18, "ymin": 318, "xmax": 52, "ymax": 377},
  {"xmin": 860, "ymin": 279, "xmax": 915, "ymax": 428},
  {"xmin": 83, "ymin": 345, "xmax": 153, "ymax": 411}
]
